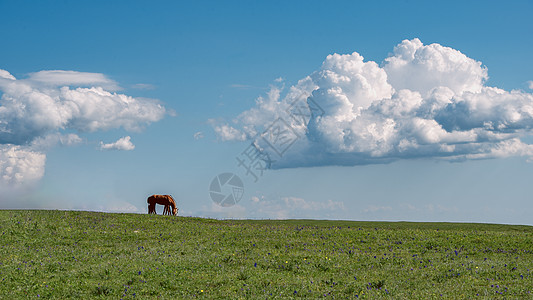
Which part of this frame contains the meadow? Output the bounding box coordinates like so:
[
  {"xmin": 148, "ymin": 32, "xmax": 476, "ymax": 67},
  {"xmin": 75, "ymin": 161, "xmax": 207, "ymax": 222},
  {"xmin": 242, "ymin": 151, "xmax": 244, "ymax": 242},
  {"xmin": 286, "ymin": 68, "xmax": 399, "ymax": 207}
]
[{"xmin": 0, "ymin": 210, "xmax": 532, "ymax": 299}]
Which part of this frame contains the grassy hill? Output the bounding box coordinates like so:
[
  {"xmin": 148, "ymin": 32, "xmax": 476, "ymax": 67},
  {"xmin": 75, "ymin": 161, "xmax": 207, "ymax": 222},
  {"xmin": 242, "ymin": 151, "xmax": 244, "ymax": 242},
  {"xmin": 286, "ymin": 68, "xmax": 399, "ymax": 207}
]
[{"xmin": 1, "ymin": 210, "xmax": 532, "ymax": 299}]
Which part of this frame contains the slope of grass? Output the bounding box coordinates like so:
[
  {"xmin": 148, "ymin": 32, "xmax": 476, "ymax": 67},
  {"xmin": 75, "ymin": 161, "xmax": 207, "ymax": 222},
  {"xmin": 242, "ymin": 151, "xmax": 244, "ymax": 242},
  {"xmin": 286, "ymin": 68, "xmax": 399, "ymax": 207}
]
[{"xmin": 0, "ymin": 210, "xmax": 532, "ymax": 299}]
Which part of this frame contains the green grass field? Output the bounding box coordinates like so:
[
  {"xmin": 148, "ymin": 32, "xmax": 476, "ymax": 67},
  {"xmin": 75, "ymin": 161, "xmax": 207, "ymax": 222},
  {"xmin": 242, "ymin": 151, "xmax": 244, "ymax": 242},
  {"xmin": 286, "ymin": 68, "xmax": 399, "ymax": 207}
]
[{"xmin": 1, "ymin": 210, "xmax": 532, "ymax": 299}]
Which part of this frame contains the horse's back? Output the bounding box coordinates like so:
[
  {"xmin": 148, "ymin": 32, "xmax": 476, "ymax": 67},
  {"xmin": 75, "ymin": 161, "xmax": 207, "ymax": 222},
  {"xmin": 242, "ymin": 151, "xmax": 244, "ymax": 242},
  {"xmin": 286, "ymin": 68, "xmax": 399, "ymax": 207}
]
[{"xmin": 148, "ymin": 194, "xmax": 172, "ymax": 204}]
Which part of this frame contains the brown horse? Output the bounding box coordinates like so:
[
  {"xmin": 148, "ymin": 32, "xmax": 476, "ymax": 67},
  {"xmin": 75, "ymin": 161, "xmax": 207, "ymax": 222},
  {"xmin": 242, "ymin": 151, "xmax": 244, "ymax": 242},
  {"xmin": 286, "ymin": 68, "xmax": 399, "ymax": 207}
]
[{"xmin": 147, "ymin": 194, "xmax": 178, "ymax": 215}]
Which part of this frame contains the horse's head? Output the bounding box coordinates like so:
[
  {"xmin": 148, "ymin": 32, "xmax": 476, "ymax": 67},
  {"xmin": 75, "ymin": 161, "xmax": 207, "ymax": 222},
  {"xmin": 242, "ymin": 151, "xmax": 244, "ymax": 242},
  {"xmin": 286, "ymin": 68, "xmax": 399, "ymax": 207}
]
[{"xmin": 169, "ymin": 195, "xmax": 178, "ymax": 216}]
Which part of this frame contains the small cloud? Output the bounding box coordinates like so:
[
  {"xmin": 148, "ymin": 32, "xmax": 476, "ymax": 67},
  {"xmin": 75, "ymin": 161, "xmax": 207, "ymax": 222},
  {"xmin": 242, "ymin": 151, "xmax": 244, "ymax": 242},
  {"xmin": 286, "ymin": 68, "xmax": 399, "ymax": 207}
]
[
  {"xmin": 131, "ymin": 83, "xmax": 155, "ymax": 90},
  {"xmin": 213, "ymin": 124, "xmax": 246, "ymax": 141},
  {"xmin": 274, "ymin": 77, "xmax": 283, "ymax": 83},
  {"xmin": 99, "ymin": 136, "xmax": 135, "ymax": 151},
  {"xmin": 528, "ymin": 80, "xmax": 533, "ymax": 90},
  {"xmin": 166, "ymin": 108, "xmax": 178, "ymax": 117},
  {"xmin": 193, "ymin": 131, "xmax": 204, "ymax": 140}
]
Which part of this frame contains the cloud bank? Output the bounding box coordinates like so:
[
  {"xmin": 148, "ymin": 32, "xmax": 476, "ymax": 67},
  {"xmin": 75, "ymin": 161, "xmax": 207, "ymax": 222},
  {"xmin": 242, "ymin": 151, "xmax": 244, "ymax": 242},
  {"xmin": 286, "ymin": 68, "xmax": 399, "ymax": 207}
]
[
  {"xmin": 213, "ymin": 39, "xmax": 533, "ymax": 168},
  {"xmin": 0, "ymin": 69, "xmax": 167, "ymax": 188}
]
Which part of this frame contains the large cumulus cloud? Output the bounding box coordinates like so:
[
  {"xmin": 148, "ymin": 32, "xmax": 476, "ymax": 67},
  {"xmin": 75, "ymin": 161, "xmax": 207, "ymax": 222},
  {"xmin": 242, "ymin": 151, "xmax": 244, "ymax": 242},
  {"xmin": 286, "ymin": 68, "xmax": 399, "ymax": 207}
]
[
  {"xmin": 213, "ymin": 38, "xmax": 533, "ymax": 168},
  {"xmin": 0, "ymin": 69, "xmax": 167, "ymax": 188}
]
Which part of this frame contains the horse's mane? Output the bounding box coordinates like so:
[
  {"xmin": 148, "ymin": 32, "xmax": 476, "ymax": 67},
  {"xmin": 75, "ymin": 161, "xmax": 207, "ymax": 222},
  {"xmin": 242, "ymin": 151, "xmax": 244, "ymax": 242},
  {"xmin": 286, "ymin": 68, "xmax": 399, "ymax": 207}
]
[{"xmin": 168, "ymin": 195, "xmax": 176, "ymax": 208}]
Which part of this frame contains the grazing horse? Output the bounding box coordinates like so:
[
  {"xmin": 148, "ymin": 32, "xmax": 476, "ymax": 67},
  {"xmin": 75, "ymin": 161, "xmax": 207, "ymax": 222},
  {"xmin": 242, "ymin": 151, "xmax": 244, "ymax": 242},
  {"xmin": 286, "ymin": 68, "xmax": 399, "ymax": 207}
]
[{"xmin": 147, "ymin": 194, "xmax": 178, "ymax": 215}]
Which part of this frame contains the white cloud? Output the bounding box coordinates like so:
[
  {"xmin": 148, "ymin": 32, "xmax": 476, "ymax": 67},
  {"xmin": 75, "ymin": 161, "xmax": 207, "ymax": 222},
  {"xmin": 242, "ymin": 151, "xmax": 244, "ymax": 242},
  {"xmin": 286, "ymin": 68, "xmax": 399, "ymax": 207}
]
[
  {"xmin": 528, "ymin": 81, "xmax": 533, "ymax": 90},
  {"xmin": 100, "ymin": 136, "xmax": 135, "ymax": 151},
  {"xmin": 28, "ymin": 70, "xmax": 120, "ymax": 91},
  {"xmin": 193, "ymin": 131, "xmax": 204, "ymax": 140},
  {"xmin": 0, "ymin": 70, "xmax": 16, "ymax": 80},
  {"xmin": 30, "ymin": 133, "xmax": 83, "ymax": 150},
  {"xmin": 250, "ymin": 195, "xmax": 262, "ymax": 203},
  {"xmin": 0, "ymin": 145, "xmax": 45, "ymax": 187},
  {"xmin": 383, "ymin": 38, "xmax": 487, "ymax": 96},
  {"xmin": 214, "ymin": 39, "xmax": 533, "ymax": 168},
  {"xmin": 0, "ymin": 71, "xmax": 166, "ymax": 145},
  {"xmin": 0, "ymin": 68, "xmax": 167, "ymax": 189},
  {"xmin": 213, "ymin": 124, "xmax": 247, "ymax": 141}
]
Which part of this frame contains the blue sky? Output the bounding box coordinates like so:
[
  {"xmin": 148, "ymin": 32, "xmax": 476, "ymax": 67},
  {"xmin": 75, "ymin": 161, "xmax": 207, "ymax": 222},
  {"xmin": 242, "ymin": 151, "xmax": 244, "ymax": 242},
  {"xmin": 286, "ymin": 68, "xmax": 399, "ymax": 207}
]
[{"xmin": 1, "ymin": 1, "xmax": 532, "ymax": 225}]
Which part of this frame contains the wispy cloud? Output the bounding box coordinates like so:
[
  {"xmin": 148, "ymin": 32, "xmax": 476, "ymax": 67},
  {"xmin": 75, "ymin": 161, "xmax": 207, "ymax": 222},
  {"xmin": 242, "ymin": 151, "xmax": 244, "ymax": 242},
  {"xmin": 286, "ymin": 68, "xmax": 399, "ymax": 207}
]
[
  {"xmin": 28, "ymin": 70, "xmax": 121, "ymax": 91},
  {"xmin": 131, "ymin": 83, "xmax": 155, "ymax": 90},
  {"xmin": 193, "ymin": 131, "xmax": 204, "ymax": 140}
]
